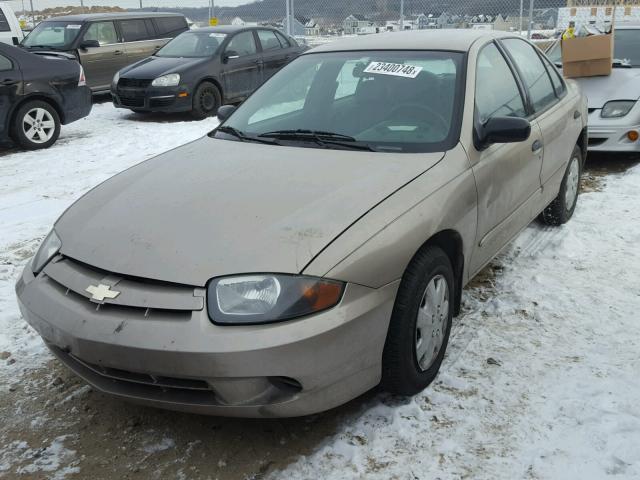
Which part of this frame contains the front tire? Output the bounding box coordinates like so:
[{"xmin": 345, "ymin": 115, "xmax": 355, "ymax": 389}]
[
  {"xmin": 12, "ymin": 101, "xmax": 61, "ymax": 150},
  {"xmin": 541, "ymin": 145, "xmax": 582, "ymax": 226},
  {"xmin": 191, "ymin": 81, "xmax": 221, "ymax": 120},
  {"xmin": 381, "ymin": 245, "xmax": 454, "ymax": 396}
]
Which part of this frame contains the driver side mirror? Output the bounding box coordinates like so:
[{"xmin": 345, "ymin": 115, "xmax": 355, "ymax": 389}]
[
  {"xmin": 223, "ymin": 50, "xmax": 240, "ymax": 63},
  {"xmin": 475, "ymin": 116, "xmax": 531, "ymax": 151},
  {"xmin": 216, "ymin": 104, "xmax": 236, "ymax": 123},
  {"xmin": 80, "ymin": 39, "xmax": 100, "ymax": 50},
  {"xmin": 12, "ymin": 37, "xmax": 19, "ymax": 46}
]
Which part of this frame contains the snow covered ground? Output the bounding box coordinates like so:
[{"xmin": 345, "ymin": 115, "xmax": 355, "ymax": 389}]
[{"xmin": 1, "ymin": 102, "xmax": 639, "ymax": 479}]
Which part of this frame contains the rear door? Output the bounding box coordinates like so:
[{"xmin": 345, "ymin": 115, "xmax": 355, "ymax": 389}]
[
  {"xmin": 0, "ymin": 51, "xmax": 20, "ymax": 134},
  {"xmin": 500, "ymin": 38, "xmax": 579, "ymax": 193},
  {"xmin": 220, "ymin": 30, "xmax": 263, "ymax": 101},
  {"xmin": 469, "ymin": 41, "xmax": 544, "ymax": 274},
  {"xmin": 256, "ymin": 29, "xmax": 291, "ymax": 81},
  {"xmin": 77, "ymin": 21, "xmax": 125, "ymax": 90},
  {"xmin": 119, "ymin": 18, "xmax": 157, "ymax": 64}
]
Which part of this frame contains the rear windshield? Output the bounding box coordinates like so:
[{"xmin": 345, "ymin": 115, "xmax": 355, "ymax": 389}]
[
  {"xmin": 220, "ymin": 50, "xmax": 465, "ymax": 153},
  {"xmin": 156, "ymin": 31, "xmax": 227, "ymax": 58},
  {"xmin": 22, "ymin": 21, "xmax": 84, "ymax": 49}
]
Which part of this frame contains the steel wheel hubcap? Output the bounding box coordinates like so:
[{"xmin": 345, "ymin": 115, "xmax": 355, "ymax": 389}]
[
  {"xmin": 23, "ymin": 108, "xmax": 55, "ymax": 144},
  {"xmin": 201, "ymin": 91, "xmax": 215, "ymax": 111},
  {"xmin": 415, "ymin": 274, "xmax": 450, "ymax": 372},
  {"xmin": 565, "ymin": 157, "xmax": 580, "ymax": 210}
]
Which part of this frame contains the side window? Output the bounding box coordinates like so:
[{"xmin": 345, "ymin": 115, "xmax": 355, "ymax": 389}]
[
  {"xmin": 226, "ymin": 31, "xmax": 257, "ymax": 57},
  {"xmin": 0, "ymin": 9, "xmax": 10, "ymax": 32},
  {"xmin": 155, "ymin": 16, "xmax": 188, "ymax": 38},
  {"xmin": 257, "ymin": 30, "xmax": 282, "ymax": 52},
  {"xmin": 144, "ymin": 19, "xmax": 156, "ymax": 39},
  {"xmin": 541, "ymin": 54, "xmax": 566, "ymax": 97},
  {"xmin": 119, "ymin": 19, "xmax": 152, "ymax": 42},
  {"xmin": 475, "ymin": 43, "xmax": 527, "ymax": 123},
  {"xmin": 275, "ymin": 31, "xmax": 291, "ymax": 48},
  {"xmin": 502, "ymin": 38, "xmax": 557, "ymax": 113},
  {"xmin": 0, "ymin": 54, "xmax": 12, "ymax": 71},
  {"xmin": 83, "ymin": 21, "xmax": 118, "ymax": 45}
]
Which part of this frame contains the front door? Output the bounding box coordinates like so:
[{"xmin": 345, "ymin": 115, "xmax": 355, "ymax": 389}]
[
  {"xmin": 77, "ymin": 21, "xmax": 127, "ymax": 90},
  {"xmin": 220, "ymin": 30, "xmax": 263, "ymax": 101},
  {"xmin": 0, "ymin": 52, "xmax": 20, "ymax": 135},
  {"xmin": 470, "ymin": 42, "xmax": 544, "ymax": 274}
]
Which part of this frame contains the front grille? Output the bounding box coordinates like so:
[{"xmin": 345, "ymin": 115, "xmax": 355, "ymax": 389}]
[
  {"xmin": 119, "ymin": 96, "xmax": 145, "ymax": 108},
  {"xmin": 118, "ymin": 78, "xmax": 152, "ymax": 89},
  {"xmin": 42, "ymin": 256, "xmax": 204, "ymax": 317}
]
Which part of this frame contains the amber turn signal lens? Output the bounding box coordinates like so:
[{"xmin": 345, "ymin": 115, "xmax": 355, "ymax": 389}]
[
  {"xmin": 178, "ymin": 92, "xmax": 189, "ymax": 98},
  {"xmin": 627, "ymin": 130, "xmax": 639, "ymax": 142},
  {"xmin": 302, "ymin": 281, "xmax": 344, "ymax": 311}
]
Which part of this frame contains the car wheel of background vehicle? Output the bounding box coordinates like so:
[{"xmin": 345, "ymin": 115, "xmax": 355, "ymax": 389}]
[
  {"xmin": 191, "ymin": 82, "xmax": 221, "ymax": 120},
  {"xmin": 12, "ymin": 101, "xmax": 61, "ymax": 150},
  {"xmin": 541, "ymin": 145, "xmax": 582, "ymax": 226},
  {"xmin": 381, "ymin": 245, "xmax": 454, "ymax": 396}
]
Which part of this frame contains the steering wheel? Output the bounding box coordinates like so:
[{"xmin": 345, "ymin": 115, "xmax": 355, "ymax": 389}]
[{"xmin": 386, "ymin": 103, "xmax": 450, "ymax": 135}]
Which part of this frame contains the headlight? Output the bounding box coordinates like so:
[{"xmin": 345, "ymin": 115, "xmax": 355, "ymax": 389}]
[
  {"xmin": 32, "ymin": 230, "xmax": 61, "ymax": 274},
  {"xmin": 151, "ymin": 73, "xmax": 181, "ymax": 87},
  {"xmin": 207, "ymin": 274, "xmax": 345, "ymax": 325},
  {"xmin": 601, "ymin": 100, "xmax": 636, "ymax": 118},
  {"xmin": 112, "ymin": 70, "xmax": 120, "ymax": 86}
]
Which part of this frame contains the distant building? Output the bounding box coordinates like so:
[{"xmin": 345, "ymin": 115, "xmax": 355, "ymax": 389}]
[
  {"xmin": 304, "ymin": 18, "xmax": 321, "ymax": 36},
  {"xmin": 558, "ymin": 5, "xmax": 640, "ymax": 30},
  {"xmin": 343, "ymin": 14, "xmax": 375, "ymax": 35},
  {"xmin": 230, "ymin": 17, "xmax": 257, "ymax": 27}
]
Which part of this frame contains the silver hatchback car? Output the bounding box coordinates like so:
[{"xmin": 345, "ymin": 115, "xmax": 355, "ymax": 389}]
[{"xmin": 16, "ymin": 30, "xmax": 587, "ymax": 418}]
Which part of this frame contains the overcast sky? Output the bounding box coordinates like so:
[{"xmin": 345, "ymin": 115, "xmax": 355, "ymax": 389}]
[{"xmin": 5, "ymin": 0, "xmax": 248, "ymax": 11}]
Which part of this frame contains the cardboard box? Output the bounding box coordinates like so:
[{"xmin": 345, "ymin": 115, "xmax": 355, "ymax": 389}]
[{"xmin": 561, "ymin": 33, "xmax": 613, "ymax": 78}]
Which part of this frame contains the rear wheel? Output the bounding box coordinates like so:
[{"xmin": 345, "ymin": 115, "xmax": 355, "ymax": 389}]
[
  {"xmin": 12, "ymin": 101, "xmax": 61, "ymax": 150},
  {"xmin": 541, "ymin": 145, "xmax": 582, "ymax": 226},
  {"xmin": 191, "ymin": 81, "xmax": 221, "ymax": 120},
  {"xmin": 381, "ymin": 245, "xmax": 454, "ymax": 396}
]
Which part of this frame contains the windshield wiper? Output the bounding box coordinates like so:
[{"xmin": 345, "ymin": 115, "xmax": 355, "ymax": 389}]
[
  {"xmin": 214, "ymin": 125, "xmax": 280, "ymax": 145},
  {"xmin": 258, "ymin": 129, "xmax": 376, "ymax": 151}
]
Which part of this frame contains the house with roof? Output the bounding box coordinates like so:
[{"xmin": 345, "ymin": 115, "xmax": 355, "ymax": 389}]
[
  {"xmin": 304, "ymin": 18, "xmax": 321, "ymax": 36},
  {"xmin": 343, "ymin": 14, "xmax": 374, "ymax": 35}
]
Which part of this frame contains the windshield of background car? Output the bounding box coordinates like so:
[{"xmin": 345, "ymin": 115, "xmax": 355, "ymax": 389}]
[
  {"xmin": 22, "ymin": 21, "xmax": 84, "ymax": 49},
  {"xmin": 156, "ymin": 31, "xmax": 227, "ymax": 58},
  {"xmin": 218, "ymin": 50, "xmax": 465, "ymax": 153},
  {"xmin": 547, "ymin": 28, "xmax": 640, "ymax": 67}
]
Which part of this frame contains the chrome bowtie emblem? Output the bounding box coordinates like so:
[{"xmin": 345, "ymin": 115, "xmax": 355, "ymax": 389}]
[{"xmin": 86, "ymin": 284, "xmax": 120, "ymax": 302}]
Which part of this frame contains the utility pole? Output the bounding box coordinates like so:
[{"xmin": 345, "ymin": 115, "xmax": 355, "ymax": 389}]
[
  {"xmin": 29, "ymin": 0, "xmax": 34, "ymax": 26},
  {"xmin": 399, "ymin": 0, "xmax": 404, "ymax": 30},
  {"xmin": 519, "ymin": 0, "xmax": 524, "ymax": 34},
  {"xmin": 527, "ymin": 0, "xmax": 534, "ymax": 39},
  {"xmin": 290, "ymin": 0, "xmax": 295, "ymax": 35},
  {"xmin": 285, "ymin": 0, "xmax": 290, "ymax": 35}
]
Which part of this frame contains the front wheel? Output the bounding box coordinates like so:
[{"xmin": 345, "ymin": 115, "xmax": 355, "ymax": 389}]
[
  {"xmin": 191, "ymin": 82, "xmax": 221, "ymax": 120},
  {"xmin": 541, "ymin": 145, "xmax": 582, "ymax": 226},
  {"xmin": 381, "ymin": 245, "xmax": 454, "ymax": 396},
  {"xmin": 12, "ymin": 101, "xmax": 61, "ymax": 150}
]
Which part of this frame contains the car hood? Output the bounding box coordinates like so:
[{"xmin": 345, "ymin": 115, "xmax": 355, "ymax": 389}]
[
  {"xmin": 55, "ymin": 137, "xmax": 445, "ymax": 286},
  {"xmin": 121, "ymin": 55, "xmax": 208, "ymax": 78},
  {"xmin": 573, "ymin": 68, "xmax": 640, "ymax": 108}
]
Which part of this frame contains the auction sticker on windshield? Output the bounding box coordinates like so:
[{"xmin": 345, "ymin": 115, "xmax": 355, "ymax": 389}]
[
  {"xmin": 66, "ymin": 24, "xmax": 82, "ymax": 29},
  {"xmin": 363, "ymin": 62, "xmax": 423, "ymax": 78}
]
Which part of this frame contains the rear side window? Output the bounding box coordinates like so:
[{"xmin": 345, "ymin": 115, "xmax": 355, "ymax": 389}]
[
  {"xmin": 257, "ymin": 30, "xmax": 282, "ymax": 51},
  {"xmin": 0, "ymin": 8, "xmax": 10, "ymax": 32},
  {"xmin": 475, "ymin": 43, "xmax": 527, "ymax": 123},
  {"xmin": 226, "ymin": 31, "xmax": 257, "ymax": 57},
  {"xmin": 502, "ymin": 38, "xmax": 558, "ymax": 113},
  {"xmin": 83, "ymin": 21, "xmax": 118, "ymax": 45},
  {"xmin": 0, "ymin": 54, "xmax": 12, "ymax": 70},
  {"xmin": 155, "ymin": 16, "xmax": 187, "ymax": 38},
  {"xmin": 541, "ymin": 54, "xmax": 566, "ymax": 97},
  {"xmin": 275, "ymin": 31, "xmax": 290, "ymax": 48},
  {"xmin": 119, "ymin": 19, "xmax": 152, "ymax": 42}
]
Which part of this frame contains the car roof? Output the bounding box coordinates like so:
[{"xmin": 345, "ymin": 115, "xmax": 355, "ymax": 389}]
[
  {"xmin": 194, "ymin": 25, "xmax": 273, "ymax": 34},
  {"xmin": 307, "ymin": 29, "xmax": 512, "ymax": 54},
  {"xmin": 43, "ymin": 12, "xmax": 183, "ymax": 22}
]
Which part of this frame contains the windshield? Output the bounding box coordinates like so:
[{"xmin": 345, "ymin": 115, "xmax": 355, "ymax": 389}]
[
  {"xmin": 547, "ymin": 28, "xmax": 640, "ymax": 67},
  {"xmin": 218, "ymin": 51, "xmax": 464, "ymax": 153},
  {"xmin": 22, "ymin": 21, "xmax": 83, "ymax": 49},
  {"xmin": 157, "ymin": 31, "xmax": 227, "ymax": 58}
]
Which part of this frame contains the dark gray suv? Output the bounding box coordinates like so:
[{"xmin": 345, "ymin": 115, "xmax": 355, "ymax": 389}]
[{"xmin": 21, "ymin": 12, "xmax": 188, "ymax": 92}]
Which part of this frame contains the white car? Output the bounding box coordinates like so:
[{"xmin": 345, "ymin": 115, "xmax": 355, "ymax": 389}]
[
  {"xmin": 547, "ymin": 24, "xmax": 640, "ymax": 152},
  {"xmin": 0, "ymin": 5, "xmax": 24, "ymax": 46}
]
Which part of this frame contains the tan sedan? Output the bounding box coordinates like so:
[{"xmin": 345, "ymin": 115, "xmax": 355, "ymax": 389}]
[{"xmin": 16, "ymin": 30, "xmax": 587, "ymax": 417}]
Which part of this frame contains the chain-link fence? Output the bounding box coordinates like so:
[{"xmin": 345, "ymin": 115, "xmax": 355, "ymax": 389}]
[{"xmin": 6, "ymin": 0, "xmax": 640, "ymax": 43}]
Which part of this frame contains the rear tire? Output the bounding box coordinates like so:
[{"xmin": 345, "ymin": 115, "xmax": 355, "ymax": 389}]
[
  {"xmin": 12, "ymin": 100, "xmax": 61, "ymax": 150},
  {"xmin": 381, "ymin": 245, "xmax": 454, "ymax": 396},
  {"xmin": 541, "ymin": 145, "xmax": 582, "ymax": 226},
  {"xmin": 191, "ymin": 82, "xmax": 221, "ymax": 120}
]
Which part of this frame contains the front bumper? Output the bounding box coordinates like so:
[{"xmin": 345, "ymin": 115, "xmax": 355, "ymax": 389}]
[
  {"xmin": 111, "ymin": 84, "xmax": 193, "ymax": 113},
  {"xmin": 15, "ymin": 261, "xmax": 398, "ymax": 417},
  {"xmin": 587, "ymin": 110, "xmax": 640, "ymax": 152}
]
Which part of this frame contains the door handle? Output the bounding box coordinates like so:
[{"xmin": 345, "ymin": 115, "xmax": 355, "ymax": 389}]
[
  {"xmin": 532, "ymin": 140, "xmax": 543, "ymax": 153},
  {"xmin": 574, "ymin": 110, "xmax": 581, "ymax": 119},
  {"xmin": 114, "ymin": 50, "xmax": 124, "ymax": 56}
]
